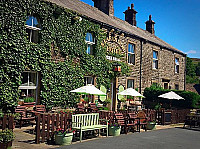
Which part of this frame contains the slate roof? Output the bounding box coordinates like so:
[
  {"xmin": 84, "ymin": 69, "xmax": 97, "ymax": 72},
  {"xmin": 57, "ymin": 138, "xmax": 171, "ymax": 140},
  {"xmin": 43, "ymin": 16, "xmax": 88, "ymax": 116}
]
[{"xmin": 45, "ymin": 0, "xmax": 185, "ymax": 55}]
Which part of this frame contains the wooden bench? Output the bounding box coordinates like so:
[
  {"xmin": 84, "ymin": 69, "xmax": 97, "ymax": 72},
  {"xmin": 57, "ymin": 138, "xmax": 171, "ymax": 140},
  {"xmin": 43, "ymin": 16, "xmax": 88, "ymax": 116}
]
[
  {"xmin": 72, "ymin": 113, "xmax": 108, "ymax": 141},
  {"xmin": 15, "ymin": 106, "xmax": 35, "ymax": 128}
]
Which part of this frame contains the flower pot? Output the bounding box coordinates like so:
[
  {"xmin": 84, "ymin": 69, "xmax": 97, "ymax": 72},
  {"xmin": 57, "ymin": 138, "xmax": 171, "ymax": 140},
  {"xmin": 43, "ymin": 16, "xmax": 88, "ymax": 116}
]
[
  {"xmin": 0, "ymin": 141, "xmax": 12, "ymax": 149},
  {"xmin": 109, "ymin": 126, "xmax": 121, "ymax": 136},
  {"xmin": 18, "ymin": 100, "xmax": 24, "ymax": 106},
  {"xmin": 147, "ymin": 122, "xmax": 156, "ymax": 130},
  {"xmin": 55, "ymin": 132, "xmax": 73, "ymax": 145}
]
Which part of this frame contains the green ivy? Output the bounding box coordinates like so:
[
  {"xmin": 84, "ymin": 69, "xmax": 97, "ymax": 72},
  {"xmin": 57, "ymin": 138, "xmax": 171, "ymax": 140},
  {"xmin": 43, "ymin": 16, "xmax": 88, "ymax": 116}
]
[{"xmin": 0, "ymin": 0, "xmax": 130, "ymax": 112}]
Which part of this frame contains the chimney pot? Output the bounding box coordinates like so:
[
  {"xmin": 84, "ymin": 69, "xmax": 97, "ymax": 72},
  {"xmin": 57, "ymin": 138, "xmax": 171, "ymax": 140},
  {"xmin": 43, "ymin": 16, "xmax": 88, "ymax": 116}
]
[
  {"xmin": 131, "ymin": 4, "xmax": 134, "ymax": 9},
  {"xmin": 145, "ymin": 15, "xmax": 155, "ymax": 34},
  {"xmin": 149, "ymin": 15, "xmax": 152, "ymax": 20},
  {"xmin": 124, "ymin": 3, "xmax": 137, "ymax": 26},
  {"xmin": 92, "ymin": 0, "xmax": 114, "ymax": 16}
]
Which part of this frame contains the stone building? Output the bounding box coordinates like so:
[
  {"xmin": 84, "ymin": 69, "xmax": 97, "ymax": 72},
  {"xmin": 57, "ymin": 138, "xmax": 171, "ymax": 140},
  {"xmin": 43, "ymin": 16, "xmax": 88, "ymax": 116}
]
[
  {"xmin": 0, "ymin": 0, "xmax": 186, "ymax": 111},
  {"xmin": 46, "ymin": 0, "xmax": 186, "ymax": 110}
]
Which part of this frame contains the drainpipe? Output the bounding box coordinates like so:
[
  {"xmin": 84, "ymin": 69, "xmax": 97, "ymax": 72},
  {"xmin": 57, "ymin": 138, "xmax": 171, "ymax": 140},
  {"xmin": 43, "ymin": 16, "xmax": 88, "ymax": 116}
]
[
  {"xmin": 139, "ymin": 39, "xmax": 143, "ymax": 93},
  {"xmin": 184, "ymin": 55, "xmax": 187, "ymax": 90}
]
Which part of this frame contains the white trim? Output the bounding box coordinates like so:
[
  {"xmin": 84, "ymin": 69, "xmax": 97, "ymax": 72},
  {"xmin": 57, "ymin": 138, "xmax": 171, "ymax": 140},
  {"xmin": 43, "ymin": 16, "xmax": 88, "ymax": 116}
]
[
  {"xmin": 85, "ymin": 40, "xmax": 95, "ymax": 45},
  {"xmin": 25, "ymin": 25, "xmax": 41, "ymax": 30},
  {"xmin": 19, "ymin": 86, "xmax": 37, "ymax": 89}
]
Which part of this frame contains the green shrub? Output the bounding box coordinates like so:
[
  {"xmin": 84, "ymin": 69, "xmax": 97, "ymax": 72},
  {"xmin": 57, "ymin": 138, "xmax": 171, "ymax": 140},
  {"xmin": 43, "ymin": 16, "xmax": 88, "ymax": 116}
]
[
  {"xmin": 0, "ymin": 129, "xmax": 15, "ymax": 143},
  {"xmin": 0, "ymin": 109, "xmax": 4, "ymax": 118},
  {"xmin": 23, "ymin": 97, "xmax": 35, "ymax": 103}
]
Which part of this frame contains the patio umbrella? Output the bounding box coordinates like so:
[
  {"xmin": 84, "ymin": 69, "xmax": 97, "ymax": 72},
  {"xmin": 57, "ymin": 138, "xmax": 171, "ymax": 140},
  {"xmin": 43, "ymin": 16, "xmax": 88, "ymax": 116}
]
[
  {"xmin": 70, "ymin": 84, "xmax": 106, "ymax": 96},
  {"xmin": 117, "ymin": 88, "xmax": 144, "ymax": 98},
  {"xmin": 158, "ymin": 91, "xmax": 184, "ymax": 100}
]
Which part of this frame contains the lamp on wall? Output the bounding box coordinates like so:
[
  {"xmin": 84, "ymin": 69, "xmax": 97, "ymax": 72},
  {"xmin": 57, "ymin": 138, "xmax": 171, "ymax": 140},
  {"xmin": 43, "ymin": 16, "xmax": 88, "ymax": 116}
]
[
  {"xmin": 73, "ymin": 16, "xmax": 82, "ymax": 22},
  {"xmin": 113, "ymin": 63, "xmax": 121, "ymax": 72}
]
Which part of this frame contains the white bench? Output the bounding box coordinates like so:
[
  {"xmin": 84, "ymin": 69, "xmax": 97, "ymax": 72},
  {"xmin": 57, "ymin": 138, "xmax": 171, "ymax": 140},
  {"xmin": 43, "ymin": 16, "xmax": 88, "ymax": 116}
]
[{"xmin": 72, "ymin": 113, "xmax": 108, "ymax": 141}]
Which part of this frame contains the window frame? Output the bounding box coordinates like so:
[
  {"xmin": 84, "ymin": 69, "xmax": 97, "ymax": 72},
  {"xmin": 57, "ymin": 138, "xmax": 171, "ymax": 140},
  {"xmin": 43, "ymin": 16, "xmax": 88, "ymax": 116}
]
[
  {"xmin": 152, "ymin": 50, "xmax": 158, "ymax": 69},
  {"xmin": 84, "ymin": 76, "xmax": 94, "ymax": 85},
  {"xmin": 127, "ymin": 42, "xmax": 135, "ymax": 65},
  {"xmin": 127, "ymin": 79, "xmax": 135, "ymax": 89},
  {"xmin": 85, "ymin": 33, "xmax": 95, "ymax": 55},
  {"xmin": 19, "ymin": 71, "xmax": 38, "ymax": 100},
  {"xmin": 175, "ymin": 84, "xmax": 179, "ymax": 90},
  {"xmin": 25, "ymin": 16, "xmax": 41, "ymax": 43},
  {"xmin": 175, "ymin": 57, "xmax": 179, "ymax": 73}
]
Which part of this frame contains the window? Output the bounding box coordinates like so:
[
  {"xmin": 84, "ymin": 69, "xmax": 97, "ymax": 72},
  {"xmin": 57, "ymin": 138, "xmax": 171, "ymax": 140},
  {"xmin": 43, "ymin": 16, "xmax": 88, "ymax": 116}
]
[
  {"xmin": 25, "ymin": 16, "xmax": 41, "ymax": 43},
  {"xmin": 153, "ymin": 50, "xmax": 158, "ymax": 69},
  {"xmin": 19, "ymin": 72, "xmax": 38, "ymax": 100},
  {"xmin": 164, "ymin": 83, "xmax": 169, "ymax": 89},
  {"xmin": 128, "ymin": 43, "xmax": 135, "ymax": 64},
  {"xmin": 127, "ymin": 79, "xmax": 134, "ymax": 88},
  {"xmin": 85, "ymin": 33, "xmax": 95, "ymax": 55},
  {"xmin": 175, "ymin": 58, "xmax": 179, "ymax": 73},
  {"xmin": 84, "ymin": 76, "xmax": 94, "ymax": 85},
  {"xmin": 175, "ymin": 84, "xmax": 179, "ymax": 90}
]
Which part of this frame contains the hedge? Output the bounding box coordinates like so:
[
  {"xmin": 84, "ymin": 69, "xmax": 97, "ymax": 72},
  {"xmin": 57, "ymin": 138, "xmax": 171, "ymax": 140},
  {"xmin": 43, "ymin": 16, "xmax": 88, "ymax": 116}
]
[{"xmin": 143, "ymin": 86, "xmax": 200, "ymax": 109}]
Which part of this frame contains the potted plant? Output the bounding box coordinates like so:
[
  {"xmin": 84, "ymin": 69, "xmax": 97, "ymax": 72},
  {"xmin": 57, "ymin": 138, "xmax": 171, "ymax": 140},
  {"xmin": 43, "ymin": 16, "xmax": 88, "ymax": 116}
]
[
  {"xmin": 0, "ymin": 129, "xmax": 15, "ymax": 149},
  {"xmin": 108, "ymin": 123, "xmax": 121, "ymax": 136},
  {"xmin": 54, "ymin": 128, "xmax": 75, "ymax": 145},
  {"xmin": 146, "ymin": 121, "xmax": 156, "ymax": 130}
]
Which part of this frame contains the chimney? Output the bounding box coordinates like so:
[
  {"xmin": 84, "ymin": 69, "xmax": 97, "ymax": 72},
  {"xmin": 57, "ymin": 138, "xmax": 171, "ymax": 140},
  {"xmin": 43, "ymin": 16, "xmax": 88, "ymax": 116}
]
[
  {"xmin": 92, "ymin": 0, "xmax": 114, "ymax": 16},
  {"xmin": 145, "ymin": 15, "xmax": 155, "ymax": 34},
  {"xmin": 124, "ymin": 3, "xmax": 137, "ymax": 26}
]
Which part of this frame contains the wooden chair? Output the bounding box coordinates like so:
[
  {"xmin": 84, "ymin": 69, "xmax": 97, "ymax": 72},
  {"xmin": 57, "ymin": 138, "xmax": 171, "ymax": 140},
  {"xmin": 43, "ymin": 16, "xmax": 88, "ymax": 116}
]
[
  {"xmin": 88, "ymin": 103, "xmax": 98, "ymax": 113},
  {"xmin": 35, "ymin": 105, "xmax": 46, "ymax": 113},
  {"xmin": 135, "ymin": 111, "xmax": 147, "ymax": 132},
  {"xmin": 127, "ymin": 112, "xmax": 137, "ymax": 132},
  {"xmin": 76, "ymin": 103, "xmax": 85, "ymax": 113},
  {"xmin": 114, "ymin": 113, "xmax": 134, "ymax": 134},
  {"xmin": 15, "ymin": 106, "xmax": 35, "ymax": 128}
]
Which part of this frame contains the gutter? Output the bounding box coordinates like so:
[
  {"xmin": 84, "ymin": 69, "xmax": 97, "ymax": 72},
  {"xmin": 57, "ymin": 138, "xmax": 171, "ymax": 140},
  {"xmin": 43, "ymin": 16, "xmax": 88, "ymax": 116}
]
[
  {"xmin": 184, "ymin": 55, "xmax": 187, "ymax": 90},
  {"xmin": 81, "ymin": 15, "xmax": 186, "ymax": 56}
]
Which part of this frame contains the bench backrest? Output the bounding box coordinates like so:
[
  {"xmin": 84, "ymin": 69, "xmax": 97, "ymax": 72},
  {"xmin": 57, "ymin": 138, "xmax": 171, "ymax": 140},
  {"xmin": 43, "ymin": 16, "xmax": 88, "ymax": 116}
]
[{"xmin": 72, "ymin": 113, "xmax": 100, "ymax": 128}]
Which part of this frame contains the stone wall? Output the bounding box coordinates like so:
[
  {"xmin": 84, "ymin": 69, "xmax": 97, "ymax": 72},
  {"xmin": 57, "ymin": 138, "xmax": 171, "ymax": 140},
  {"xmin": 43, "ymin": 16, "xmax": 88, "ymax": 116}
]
[{"xmin": 102, "ymin": 28, "xmax": 186, "ymax": 94}]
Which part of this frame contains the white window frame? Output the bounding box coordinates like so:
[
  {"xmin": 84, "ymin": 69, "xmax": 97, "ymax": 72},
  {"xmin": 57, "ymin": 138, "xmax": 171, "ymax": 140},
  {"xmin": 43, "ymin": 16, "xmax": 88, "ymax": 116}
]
[
  {"xmin": 127, "ymin": 79, "xmax": 134, "ymax": 89},
  {"xmin": 153, "ymin": 50, "xmax": 158, "ymax": 69},
  {"xmin": 19, "ymin": 71, "xmax": 38, "ymax": 100},
  {"xmin": 175, "ymin": 58, "xmax": 179, "ymax": 73},
  {"xmin": 128, "ymin": 43, "xmax": 135, "ymax": 65},
  {"xmin": 85, "ymin": 33, "xmax": 95, "ymax": 55},
  {"xmin": 84, "ymin": 76, "xmax": 94, "ymax": 85},
  {"xmin": 25, "ymin": 16, "xmax": 41, "ymax": 43}
]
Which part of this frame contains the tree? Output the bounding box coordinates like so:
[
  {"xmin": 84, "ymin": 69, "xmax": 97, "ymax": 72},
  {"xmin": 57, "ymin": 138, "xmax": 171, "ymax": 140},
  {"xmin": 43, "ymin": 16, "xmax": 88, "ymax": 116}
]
[
  {"xmin": 186, "ymin": 57, "xmax": 196, "ymax": 77},
  {"xmin": 195, "ymin": 62, "xmax": 200, "ymax": 76},
  {"xmin": 186, "ymin": 57, "xmax": 199, "ymax": 83}
]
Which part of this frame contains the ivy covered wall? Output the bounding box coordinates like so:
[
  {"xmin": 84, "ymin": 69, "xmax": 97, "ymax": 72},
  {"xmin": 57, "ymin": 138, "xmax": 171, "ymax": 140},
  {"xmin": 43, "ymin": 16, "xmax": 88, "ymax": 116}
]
[{"xmin": 0, "ymin": 0, "xmax": 129, "ymax": 112}]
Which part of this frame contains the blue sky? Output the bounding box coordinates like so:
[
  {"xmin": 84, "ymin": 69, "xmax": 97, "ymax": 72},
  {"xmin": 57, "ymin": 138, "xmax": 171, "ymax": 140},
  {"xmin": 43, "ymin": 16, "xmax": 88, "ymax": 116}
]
[{"xmin": 81, "ymin": 0, "xmax": 200, "ymax": 58}]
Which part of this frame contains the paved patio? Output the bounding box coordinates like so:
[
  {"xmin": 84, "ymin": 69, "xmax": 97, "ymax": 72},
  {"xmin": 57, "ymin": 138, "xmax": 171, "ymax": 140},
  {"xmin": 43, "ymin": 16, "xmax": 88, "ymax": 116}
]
[
  {"xmin": 12, "ymin": 124, "xmax": 199, "ymax": 149},
  {"xmin": 57, "ymin": 127, "xmax": 200, "ymax": 149}
]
